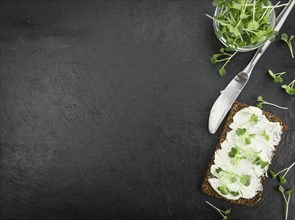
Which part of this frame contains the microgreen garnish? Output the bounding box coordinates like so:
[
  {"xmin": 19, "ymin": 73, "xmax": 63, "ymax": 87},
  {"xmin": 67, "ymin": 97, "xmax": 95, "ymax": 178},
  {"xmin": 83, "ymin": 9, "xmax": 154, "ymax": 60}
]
[
  {"xmin": 278, "ymin": 185, "xmax": 292, "ymax": 220},
  {"xmin": 256, "ymin": 96, "xmax": 288, "ymax": 109},
  {"xmin": 218, "ymin": 185, "xmax": 229, "ymax": 195},
  {"xmin": 253, "ymin": 156, "xmax": 269, "ymax": 169},
  {"xmin": 215, "ymin": 167, "xmax": 251, "ymax": 189},
  {"xmin": 236, "ymin": 128, "xmax": 247, "ymax": 136},
  {"xmin": 241, "ymin": 114, "xmax": 258, "ymax": 126},
  {"xmin": 240, "ymin": 175, "xmax": 251, "ymax": 187},
  {"xmin": 210, "ymin": 47, "xmax": 238, "ymax": 77},
  {"xmin": 235, "ymin": 128, "xmax": 255, "ymax": 144},
  {"xmin": 230, "ymin": 176, "xmax": 237, "ymax": 183},
  {"xmin": 261, "ymin": 130, "xmax": 270, "ymax": 141},
  {"xmin": 281, "ymin": 33, "xmax": 294, "ymax": 58},
  {"xmin": 281, "ymin": 79, "xmax": 295, "ymax": 95},
  {"xmin": 269, "ymin": 161, "xmax": 295, "ymax": 184},
  {"xmin": 206, "ymin": 0, "xmax": 279, "ymax": 49},
  {"xmin": 250, "ymin": 114, "xmax": 258, "ymax": 123},
  {"xmin": 228, "ymin": 146, "xmax": 268, "ymax": 168},
  {"xmin": 245, "ymin": 137, "xmax": 251, "ymax": 145},
  {"xmin": 216, "ymin": 167, "xmax": 223, "ymax": 173},
  {"xmin": 228, "ymin": 147, "xmax": 239, "ymax": 158},
  {"xmin": 268, "ymin": 69, "xmax": 286, "ymax": 83},
  {"xmin": 230, "ymin": 191, "xmax": 239, "ymax": 196},
  {"xmin": 205, "ymin": 201, "xmax": 231, "ymax": 220}
]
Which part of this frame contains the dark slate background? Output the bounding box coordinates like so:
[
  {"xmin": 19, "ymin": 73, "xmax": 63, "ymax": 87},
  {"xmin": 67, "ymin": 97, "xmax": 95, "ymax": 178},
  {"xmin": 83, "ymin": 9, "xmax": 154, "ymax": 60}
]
[{"xmin": 0, "ymin": 1, "xmax": 294, "ymax": 220}]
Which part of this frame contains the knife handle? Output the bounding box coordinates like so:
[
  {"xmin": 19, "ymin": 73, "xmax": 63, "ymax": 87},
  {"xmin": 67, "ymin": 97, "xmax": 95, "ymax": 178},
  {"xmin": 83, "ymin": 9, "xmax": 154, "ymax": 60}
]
[{"xmin": 243, "ymin": 40, "xmax": 271, "ymax": 74}]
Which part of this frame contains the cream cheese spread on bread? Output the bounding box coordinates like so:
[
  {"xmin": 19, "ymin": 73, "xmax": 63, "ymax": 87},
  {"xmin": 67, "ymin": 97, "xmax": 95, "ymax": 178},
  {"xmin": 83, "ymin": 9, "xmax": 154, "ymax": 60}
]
[{"xmin": 208, "ymin": 106, "xmax": 283, "ymax": 200}]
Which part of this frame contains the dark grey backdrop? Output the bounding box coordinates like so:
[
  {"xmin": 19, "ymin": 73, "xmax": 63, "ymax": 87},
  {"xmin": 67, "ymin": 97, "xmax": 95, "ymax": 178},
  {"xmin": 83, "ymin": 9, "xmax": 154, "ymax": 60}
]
[{"xmin": 0, "ymin": 1, "xmax": 294, "ymax": 220}]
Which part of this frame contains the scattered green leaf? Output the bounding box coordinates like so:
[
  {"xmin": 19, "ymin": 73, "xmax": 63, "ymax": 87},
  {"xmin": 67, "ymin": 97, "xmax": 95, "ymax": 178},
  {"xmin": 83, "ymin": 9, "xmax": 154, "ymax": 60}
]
[
  {"xmin": 277, "ymin": 185, "xmax": 292, "ymax": 220},
  {"xmin": 269, "ymin": 170, "xmax": 276, "ymax": 179},
  {"xmin": 278, "ymin": 185, "xmax": 285, "ymax": 193},
  {"xmin": 219, "ymin": 67, "xmax": 227, "ymax": 77},
  {"xmin": 269, "ymin": 161, "xmax": 295, "ymax": 184},
  {"xmin": 268, "ymin": 69, "xmax": 286, "ymax": 83},
  {"xmin": 210, "ymin": 48, "xmax": 237, "ymax": 77},
  {"xmin": 279, "ymin": 176, "xmax": 287, "ymax": 184},
  {"xmin": 281, "ymin": 33, "xmax": 294, "ymax": 58},
  {"xmin": 281, "ymin": 79, "xmax": 295, "ymax": 95},
  {"xmin": 205, "ymin": 201, "xmax": 231, "ymax": 220},
  {"xmin": 256, "ymin": 96, "xmax": 288, "ymax": 110}
]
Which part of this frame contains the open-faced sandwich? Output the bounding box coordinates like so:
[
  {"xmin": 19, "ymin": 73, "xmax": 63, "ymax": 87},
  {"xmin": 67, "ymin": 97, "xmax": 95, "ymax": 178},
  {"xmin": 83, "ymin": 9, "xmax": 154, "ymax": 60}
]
[{"xmin": 202, "ymin": 101, "xmax": 288, "ymax": 206}]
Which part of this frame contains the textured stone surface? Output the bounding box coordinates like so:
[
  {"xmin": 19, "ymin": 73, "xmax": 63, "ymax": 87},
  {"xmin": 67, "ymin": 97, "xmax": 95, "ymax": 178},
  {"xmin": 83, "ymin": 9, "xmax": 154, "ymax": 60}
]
[{"xmin": 0, "ymin": 1, "xmax": 294, "ymax": 219}]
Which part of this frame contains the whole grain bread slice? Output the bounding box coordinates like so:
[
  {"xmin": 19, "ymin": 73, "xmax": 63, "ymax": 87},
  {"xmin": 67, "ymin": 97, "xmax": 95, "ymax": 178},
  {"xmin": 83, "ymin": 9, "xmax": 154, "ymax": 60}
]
[{"xmin": 201, "ymin": 101, "xmax": 288, "ymax": 206}]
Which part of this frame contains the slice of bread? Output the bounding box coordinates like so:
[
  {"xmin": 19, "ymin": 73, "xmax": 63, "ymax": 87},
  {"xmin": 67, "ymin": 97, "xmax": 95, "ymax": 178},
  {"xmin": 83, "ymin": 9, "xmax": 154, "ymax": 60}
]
[{"xmin": 201, "ymin": 101, "xmax": 288, "ymax": 206}]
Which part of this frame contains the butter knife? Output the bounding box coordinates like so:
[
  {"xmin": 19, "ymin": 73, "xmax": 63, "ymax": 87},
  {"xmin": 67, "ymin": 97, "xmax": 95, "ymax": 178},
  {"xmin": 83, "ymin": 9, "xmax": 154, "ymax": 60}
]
[{"xmin": 208, "ymin": 0, "xmax": 295, "ymax": 134}]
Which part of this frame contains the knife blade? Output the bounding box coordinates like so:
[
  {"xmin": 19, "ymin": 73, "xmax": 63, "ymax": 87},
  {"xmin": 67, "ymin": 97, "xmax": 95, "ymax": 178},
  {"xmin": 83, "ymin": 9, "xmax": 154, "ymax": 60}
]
[{"xmin": 208, "ymin": 72, "xmax": 248, "ymax": 134}]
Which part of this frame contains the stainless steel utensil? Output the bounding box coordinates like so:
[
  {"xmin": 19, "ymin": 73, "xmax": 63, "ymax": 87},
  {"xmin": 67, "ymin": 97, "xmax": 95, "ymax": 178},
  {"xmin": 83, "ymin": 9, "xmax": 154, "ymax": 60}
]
[{"xmin": 208, "ymin": 0, "xmax": 295, "ymax": 134}]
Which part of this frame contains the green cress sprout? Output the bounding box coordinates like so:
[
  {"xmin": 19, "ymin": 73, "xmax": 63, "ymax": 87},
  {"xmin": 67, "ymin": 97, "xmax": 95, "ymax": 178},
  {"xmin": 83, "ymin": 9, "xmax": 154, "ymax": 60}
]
[
  {"xmin": 248, "ymin": 114, "xmax": 258, "ymax": 124},
  {"xmin": 235, "ymin": 128, "xmax": 256, "ymax": 144},
  {"xmin": 281, "ymin": 33, "xmax": 294, "ymax": 58},
  {"xmin": 228, "ymin": 146, "xmax": 268, "ymax": 168},
  {"xmin": 241, "ymin": 114, "xmax": 258, "ymax": 126},
  {"xmin": 210, "ymin": 47, "xmax": 238, "ymax": 77},
  {"xmin": 261, "ymin": 130, "xmax": 270, "ymax": 141},
  {"xmin": 269, "ymin": 161, "xmax": 295, "ymax": 184},
  {"xmin": 240, "ymin": 174, "xmax": 251, "ymax": 186},
  {"xmin": 281, "ymin": 79, "xmax": 295, "ymax": 95},
  {"xmin": 217, "ymin": 184, "xmax": 240, "ymax": 197},
  {"xmin": 236, "ymin": 128, "xmax": 247, "ymax": 136},
  {"xmin": 206, "ymin": 0, "xmax": 279, "ymax": 49},
  {"xmin": 268, "ymin": 69, "xmax": 286, "ymax": 83},
  {"xmin": 256, "ymin": 96, "xmax": 288, "ymax": 110},
  {"xmin": 205, "ymin": 201, "xmax": 231, "ymax": 220},
  {"xmin": 267, "ymin": 70, "xmax": 295, "ymax": 95},
  {"xmin": 216, "ymin": 167, "xmax": 251, "ymax": 191},
  {"xmin": 278, "ymin": 186, "xmax": 292, "ymax": 220}
]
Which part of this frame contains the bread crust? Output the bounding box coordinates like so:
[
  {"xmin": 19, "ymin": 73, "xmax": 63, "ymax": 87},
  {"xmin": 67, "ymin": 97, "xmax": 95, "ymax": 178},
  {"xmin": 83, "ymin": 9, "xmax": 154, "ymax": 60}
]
[{"xmin": 201, "ymin": 101, "xmax": 288, "ymax": 206}]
